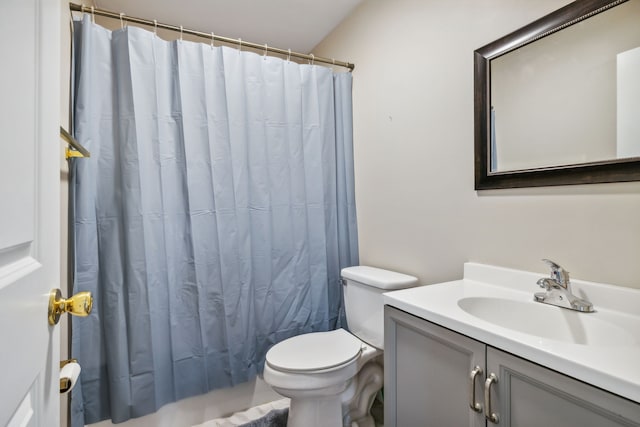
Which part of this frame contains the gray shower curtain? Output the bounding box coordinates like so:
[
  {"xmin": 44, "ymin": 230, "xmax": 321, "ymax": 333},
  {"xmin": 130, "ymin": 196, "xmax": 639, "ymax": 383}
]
[{"xmin": 70, "ymin": 16, "xmax": 358, "ymax": 425}]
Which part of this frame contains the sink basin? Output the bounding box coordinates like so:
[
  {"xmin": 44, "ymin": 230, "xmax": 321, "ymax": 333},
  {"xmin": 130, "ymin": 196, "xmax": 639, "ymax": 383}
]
[
  {"xmin": 458, "ymin": 297, "xmax": 638, "ymax": 346},
  {"xmin": 383, "ymin": 263, "xmax": 640, "ymax": 402}
]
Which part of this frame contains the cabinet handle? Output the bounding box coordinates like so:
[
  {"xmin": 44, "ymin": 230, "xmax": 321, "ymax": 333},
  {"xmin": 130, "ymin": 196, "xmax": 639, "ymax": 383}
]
[
  {"xmin": 484, "ymin": 373, "xmax": 500, "ymax": 424},
  {"xmin": 468, "ymin": 366, "xmax": 483, "ymax": 412}
]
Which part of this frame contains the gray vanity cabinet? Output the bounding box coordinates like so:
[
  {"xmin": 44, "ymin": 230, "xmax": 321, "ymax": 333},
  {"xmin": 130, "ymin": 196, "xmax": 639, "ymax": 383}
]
[{"xmin": 384, "ymin": 306, "xmax": 640, "ymax": 427}]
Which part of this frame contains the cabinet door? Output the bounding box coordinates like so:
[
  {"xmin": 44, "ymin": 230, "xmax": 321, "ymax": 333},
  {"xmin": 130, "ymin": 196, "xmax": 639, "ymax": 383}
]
[
  {"xmin": 487, "ymin": 347, "xmax": 640, "ymax": 427},
  {"xmin": 385, "ymin": 306, "xmax": 486, "ymax": 427}
]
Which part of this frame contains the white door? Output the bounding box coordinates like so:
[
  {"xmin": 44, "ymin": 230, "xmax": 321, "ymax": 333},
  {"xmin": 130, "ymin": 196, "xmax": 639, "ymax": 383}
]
[{"xmin": 0, "ymin": 0, "xmax": 61, "ymax": 425}]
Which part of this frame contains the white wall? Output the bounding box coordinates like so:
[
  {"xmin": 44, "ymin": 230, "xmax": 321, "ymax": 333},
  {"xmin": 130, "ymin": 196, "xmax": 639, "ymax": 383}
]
[{"xmin": 314, "ymin": 0, "xmax": 640, "ymax": 289}]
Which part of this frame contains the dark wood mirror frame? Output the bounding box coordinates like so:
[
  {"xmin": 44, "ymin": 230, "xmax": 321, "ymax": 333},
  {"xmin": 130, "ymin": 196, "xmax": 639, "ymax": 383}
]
[{"xmin": 474, "ymin": 0, "xmax": 640, "ymax": 190}]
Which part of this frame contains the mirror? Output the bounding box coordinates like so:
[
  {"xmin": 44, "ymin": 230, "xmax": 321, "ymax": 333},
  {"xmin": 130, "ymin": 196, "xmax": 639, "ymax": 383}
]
[{"xmin": 474, "ymin": 0, "xmax": 640, "ymax": 189}]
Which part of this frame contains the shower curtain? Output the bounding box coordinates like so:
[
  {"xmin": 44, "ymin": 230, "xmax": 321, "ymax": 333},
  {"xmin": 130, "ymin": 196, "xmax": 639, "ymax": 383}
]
[{"xmin": 70, "ymin": 16, "xmax": 358, "ymax": 425}]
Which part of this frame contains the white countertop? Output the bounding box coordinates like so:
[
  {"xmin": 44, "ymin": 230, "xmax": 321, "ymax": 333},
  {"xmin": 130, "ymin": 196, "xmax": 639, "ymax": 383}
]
[{"xmin": 383, "ymin": 263, "xmax": 640, "ymax": 403}]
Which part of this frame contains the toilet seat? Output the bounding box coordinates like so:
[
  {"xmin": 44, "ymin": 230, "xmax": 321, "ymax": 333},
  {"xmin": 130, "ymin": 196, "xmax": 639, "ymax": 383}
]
[{"xmin": 266, "ymin": 329, "xmax": 362, "ymax": 373}]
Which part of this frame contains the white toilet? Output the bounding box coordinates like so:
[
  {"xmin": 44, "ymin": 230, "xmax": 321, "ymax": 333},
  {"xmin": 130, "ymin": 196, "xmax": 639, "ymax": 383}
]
[{"xmin": 263, "ymin": 266, "xmax": 419, "ymax": 427}]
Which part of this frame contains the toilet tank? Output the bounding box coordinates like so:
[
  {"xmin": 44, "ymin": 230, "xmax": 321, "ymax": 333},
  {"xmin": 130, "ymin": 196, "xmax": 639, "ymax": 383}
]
[{"xmin": 342, "ymin": 266, "xmax": 419, "ymax": 349}]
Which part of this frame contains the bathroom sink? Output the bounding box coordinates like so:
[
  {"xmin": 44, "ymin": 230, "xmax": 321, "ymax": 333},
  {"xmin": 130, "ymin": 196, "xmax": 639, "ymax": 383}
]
[
  {"xmin": 457, "ymin": 297, "xmax": 638, "ymax": 346},
  {"xmin": 384, "ymin": 263, "xmax": 640, "ymax": 403}
]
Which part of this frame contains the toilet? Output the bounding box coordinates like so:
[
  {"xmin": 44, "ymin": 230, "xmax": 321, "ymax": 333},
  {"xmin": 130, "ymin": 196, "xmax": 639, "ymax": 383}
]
[{"xmin": 263, "ymin": 266, "xmax": 419, "ymax": 427}]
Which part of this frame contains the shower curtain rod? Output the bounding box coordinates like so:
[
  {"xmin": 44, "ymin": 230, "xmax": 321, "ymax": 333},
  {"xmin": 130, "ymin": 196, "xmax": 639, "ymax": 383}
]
[{"xmin": 69, "ymin": 3, "xmax": 355, "ymax": 71}]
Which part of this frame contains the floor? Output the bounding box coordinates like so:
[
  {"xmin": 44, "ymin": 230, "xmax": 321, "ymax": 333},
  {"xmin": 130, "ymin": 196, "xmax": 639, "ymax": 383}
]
[
  {"xmin": 194, "ymin": 392, "xmax": 385, "ymax": 427},
  {"xmin": 371, "ymin": 393, "xmax": 384, "ymax": 427}
]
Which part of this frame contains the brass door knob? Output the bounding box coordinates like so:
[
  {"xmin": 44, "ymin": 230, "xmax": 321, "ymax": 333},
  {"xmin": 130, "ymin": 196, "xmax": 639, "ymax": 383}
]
[{"xmin": 48, "ymin": 288, "xmax": 93, "ymax": 325}]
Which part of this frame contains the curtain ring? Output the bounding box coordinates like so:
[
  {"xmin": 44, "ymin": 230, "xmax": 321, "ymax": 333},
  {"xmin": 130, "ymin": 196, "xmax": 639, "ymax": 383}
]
[
  {"xmin": 238, "ymin": 38, "xmax": 242, "ymax": 52},
  {"xmin": 263, "ymin": 44, "xmax": 268, "ymax": 58},
  {"xmin": 180, "ymin": 25, "xmax": 183, "ymax": 41},
  {"xmin": 119, "ymin": 13, "xmax": 125, "ymax": 29},
  {"xmin": 309, "ymin": 53, "xmax": 315, "ymax": 65},
  {"xmin": 90, "ymin": 6, "xmax": 95, "ymax": 23},
  {"xmin": 332, "ymin": 58, "xmax": 336, "ymax": 65},
  {"xmin": 211, "ymin": 32, "xmax": 215, "ymax": 49},
  {"xmin": 153, "ymin": 19, "xmax": 158, "ymax": 36},
  {"xmin": 287, "ymin": 49, "xmax": 291, "ymax": 62}
]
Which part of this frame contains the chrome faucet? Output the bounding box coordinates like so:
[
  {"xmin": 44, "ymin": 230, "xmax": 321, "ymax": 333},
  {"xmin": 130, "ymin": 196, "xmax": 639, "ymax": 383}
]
[{"xmin": 534, "ymin": 259, "xmax": 594, "ymax": 312}]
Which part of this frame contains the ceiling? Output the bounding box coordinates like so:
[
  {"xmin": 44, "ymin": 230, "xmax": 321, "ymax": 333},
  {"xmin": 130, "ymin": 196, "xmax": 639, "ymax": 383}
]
[{"xmin": 94, "ymin": 0, "xmax": 363, "ymax": 53}]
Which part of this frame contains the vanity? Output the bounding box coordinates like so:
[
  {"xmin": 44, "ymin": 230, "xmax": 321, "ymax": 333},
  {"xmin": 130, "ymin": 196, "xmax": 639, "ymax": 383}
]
[{"xmin": 383, "ymin": 263, "xmax": 640, "ymax": 426}]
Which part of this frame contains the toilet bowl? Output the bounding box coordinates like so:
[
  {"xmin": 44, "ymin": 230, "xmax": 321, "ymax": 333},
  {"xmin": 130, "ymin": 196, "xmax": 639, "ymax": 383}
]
[
  {"xmin": 264, "ymin": 329, "xmax": 382, "ymax": 427},
  {"xmin": 263, "ymin": 266, "xmax": 419, "ymax": 427}
]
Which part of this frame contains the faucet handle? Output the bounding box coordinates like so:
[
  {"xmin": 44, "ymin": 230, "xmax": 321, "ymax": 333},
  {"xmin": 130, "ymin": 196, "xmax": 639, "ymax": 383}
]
[
  {"xmin": 541, "ymin": 259, "xmax": 570, "ymax": 287},
  {"xmin": 536, "ymin": 278, "xmax": 553, "ymax": 290}
]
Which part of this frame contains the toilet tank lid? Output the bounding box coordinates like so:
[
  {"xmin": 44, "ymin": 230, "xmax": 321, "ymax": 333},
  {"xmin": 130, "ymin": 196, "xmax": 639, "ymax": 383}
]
[{"xmin": 341, "ymin": 266, "xmax": 419, "ymax": 290}]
